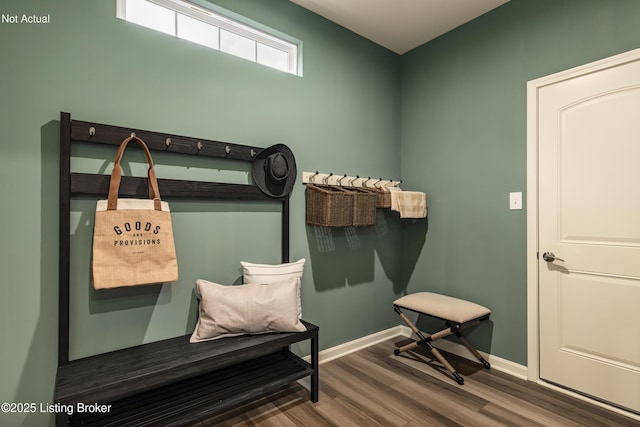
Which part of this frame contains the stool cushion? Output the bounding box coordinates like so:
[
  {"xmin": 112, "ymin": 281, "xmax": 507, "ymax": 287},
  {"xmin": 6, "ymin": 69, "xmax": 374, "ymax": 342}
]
[{"xmin": 394, "ymin": 292, "xmax": 490, "ymax": 324}]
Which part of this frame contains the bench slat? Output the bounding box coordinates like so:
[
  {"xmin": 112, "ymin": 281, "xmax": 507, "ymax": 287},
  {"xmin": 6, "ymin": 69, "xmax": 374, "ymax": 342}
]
[
  {"xmin": 72, "ymin": 351, "xmax": 312, "ymax": 426},
  {"xmin": 55, "ymin": 321, "xmax": 318, "ymax": 405}
]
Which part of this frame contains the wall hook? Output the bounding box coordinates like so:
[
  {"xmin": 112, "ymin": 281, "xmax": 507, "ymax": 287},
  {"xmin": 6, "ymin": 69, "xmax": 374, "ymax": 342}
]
[
  {"xmin": 88, "ymin": 126, "xmax": 95, "ymax": 136},
  {"xmin": 165, "ymin": 138, "xmax": 171, "ymax": 148},
  {"xmin": 225, "ymin": 145, "xmax": 231, "ymax": 155},
  {"xmin": 130, "ymin": 132, "xmax": 136, "ymax": 138},
  {"xmin": 197, "ymin": 141, "xmax": 203, "ymax": 152},
  {"xmin": 250, "ymin": 149, "xmax": 256, "ymax": 158},
  {"xmin": 337, "ymin": 174, "xmax": 347, "ymax": 185},
  {"xmin": 310, "ymin": 171, "xmax": 319, "ymax": 184}
]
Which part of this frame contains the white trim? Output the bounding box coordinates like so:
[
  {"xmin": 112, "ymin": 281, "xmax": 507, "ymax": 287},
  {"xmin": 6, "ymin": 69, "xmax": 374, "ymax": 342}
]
[
  {"xmin": 303, "ymin": 326, "xmax": 404, "ymax": 365},
  {"xmin": 526, "ymin": 71, "xmax": 541, "ymax": 383},
  {"xmin": 301, "ymin": 325, "xmax": 527, "ymax": 378},
  {"xmin": 526, "ymin": 47, "xmax": 640, "ymax": 414}
]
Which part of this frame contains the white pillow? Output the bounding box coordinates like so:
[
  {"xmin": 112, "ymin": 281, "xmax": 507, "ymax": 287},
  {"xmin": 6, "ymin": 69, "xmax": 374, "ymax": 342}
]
[
  {"xmin": 241, "ymin": 258, "xmax": 305, "ymax": 318},
  {"xmin": 190, "ymin": 277, "xmax": 305, "ymax": 343}
]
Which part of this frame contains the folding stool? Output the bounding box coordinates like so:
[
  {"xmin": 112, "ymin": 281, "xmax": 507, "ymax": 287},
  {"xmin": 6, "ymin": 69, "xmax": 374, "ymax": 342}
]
[{"xmin": 393, "ymin": 292, "xmax": 491, "ymax": 385}]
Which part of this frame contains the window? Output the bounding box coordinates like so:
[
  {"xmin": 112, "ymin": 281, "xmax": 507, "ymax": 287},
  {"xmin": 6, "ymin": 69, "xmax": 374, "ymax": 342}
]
[{"xmin": 117, "ymin": 0, "xmax": 300, "ymax": 75}]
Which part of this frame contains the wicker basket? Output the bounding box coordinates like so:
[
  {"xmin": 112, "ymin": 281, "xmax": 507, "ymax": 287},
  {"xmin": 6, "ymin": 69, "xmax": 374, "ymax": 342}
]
[
  {"xmin": 349, "ymin": 188, "xmax": 377, "ymax": 226},
  {"xmin": 305, "ymin": 184, "xmax": 353, "ymax": 227},
  {"xmin": 377, "ymin": 187, "xmax": 392, "ymax": 208},
  {"xmin": 359, "ymin": 187, "xmax": 391, "ymax": 209}
]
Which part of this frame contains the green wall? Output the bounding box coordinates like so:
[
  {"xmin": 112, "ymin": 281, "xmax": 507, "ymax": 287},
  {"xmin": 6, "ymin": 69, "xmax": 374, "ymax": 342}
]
[
  {"xmin": 400, "ymin": 0, "xmax": 640, "ymax": 364},
  {"xmin": 0, "ymin": 1, "xmax": 401, "ymax": 425}
]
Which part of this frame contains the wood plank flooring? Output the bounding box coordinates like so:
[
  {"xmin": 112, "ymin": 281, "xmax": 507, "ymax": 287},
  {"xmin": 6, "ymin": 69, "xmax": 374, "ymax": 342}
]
[{"xmin": 193, "ymin": 338, "xmax": 639, "ymax": 426}]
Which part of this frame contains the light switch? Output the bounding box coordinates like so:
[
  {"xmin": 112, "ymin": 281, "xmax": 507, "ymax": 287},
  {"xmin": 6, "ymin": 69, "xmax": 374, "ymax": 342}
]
[{"xmin": 509, "ymin": 192, "xmax": 522, "ymax": 210}]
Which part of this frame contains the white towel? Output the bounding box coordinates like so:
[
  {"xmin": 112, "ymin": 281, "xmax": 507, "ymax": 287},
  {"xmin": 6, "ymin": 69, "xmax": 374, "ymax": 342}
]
[{"xmin": 389, "ymin": 190, "xmax": 427, "ymax": 218}]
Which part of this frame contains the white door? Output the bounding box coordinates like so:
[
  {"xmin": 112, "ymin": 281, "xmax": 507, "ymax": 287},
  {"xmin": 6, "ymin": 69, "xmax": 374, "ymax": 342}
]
[{"xmin": 537, "ymin": 52, "xmax": 640, "ymax": 413}]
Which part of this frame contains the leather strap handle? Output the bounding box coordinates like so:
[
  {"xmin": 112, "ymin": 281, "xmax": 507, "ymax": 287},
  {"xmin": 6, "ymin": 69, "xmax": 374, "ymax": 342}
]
[
  {"xmin": 107, "ymin": 136, "xmax": 162, "ymax": 211},
  {"xmin": 112, "ymin": 136, "xmax": 159, "ymax": 199}
]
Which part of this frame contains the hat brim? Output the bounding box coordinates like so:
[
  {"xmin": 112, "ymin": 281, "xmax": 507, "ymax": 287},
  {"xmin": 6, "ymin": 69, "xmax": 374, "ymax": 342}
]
[{"xmin": 252, "ymin": 144, "xmax": 297, "ymax": 198}]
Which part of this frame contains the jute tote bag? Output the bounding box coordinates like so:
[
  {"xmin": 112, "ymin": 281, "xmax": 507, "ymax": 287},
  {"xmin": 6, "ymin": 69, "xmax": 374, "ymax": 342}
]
[{"xmin": 92, "ymin": 136, "xmax": 178, "ymax": 289}]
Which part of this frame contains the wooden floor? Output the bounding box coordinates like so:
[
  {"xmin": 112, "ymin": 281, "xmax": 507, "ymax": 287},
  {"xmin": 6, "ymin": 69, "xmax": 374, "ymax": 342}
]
[{"xmin": 193, "ymin": 338, "xmax": 639, "ymax": 427}]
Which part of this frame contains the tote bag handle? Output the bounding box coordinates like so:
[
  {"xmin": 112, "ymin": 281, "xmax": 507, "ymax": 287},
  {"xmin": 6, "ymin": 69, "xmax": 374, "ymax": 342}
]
[{"xmin": 107, "ymin": 136, "xmax": 162, "ymax": 211}]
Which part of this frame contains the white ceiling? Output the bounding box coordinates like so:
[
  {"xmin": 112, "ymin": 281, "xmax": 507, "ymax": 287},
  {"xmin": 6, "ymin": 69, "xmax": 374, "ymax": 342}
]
[{"xmin": 289, "ymin": 0, "xmax": 509, "ymax": 54}]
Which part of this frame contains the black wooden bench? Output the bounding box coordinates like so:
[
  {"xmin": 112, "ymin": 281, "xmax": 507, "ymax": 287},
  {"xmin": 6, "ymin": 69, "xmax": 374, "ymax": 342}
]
[
  {"xmin": 56, "ymin": 113, "xmax": 319, "ymax": 426},
  {"xmin": 54, "ymin": 322, "xmax": 318, "ymax": 426}
]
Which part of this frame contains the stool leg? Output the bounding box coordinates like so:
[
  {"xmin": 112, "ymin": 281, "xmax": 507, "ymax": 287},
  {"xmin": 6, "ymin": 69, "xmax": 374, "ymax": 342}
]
[
  {"xmin": 396, "ymin": 340, "xmax": 420, "ymax": 354},
  {"xmin": 458, "ymin": 335, "xmax": 490, "ymax": 369},
  {"xmin": 427, "ymin": 344, "xmax": 464, "ymax": 385},
  {"xmin": 394, "ymin": 306, "xmax": 465, "ymax": 385},
  {"xmin": 394, "ymin": 308, "xmax": 429, "ymax": 355},
  {"xmin": 447, "ymin": 321, "xmax": 491, "ymax": 370}
]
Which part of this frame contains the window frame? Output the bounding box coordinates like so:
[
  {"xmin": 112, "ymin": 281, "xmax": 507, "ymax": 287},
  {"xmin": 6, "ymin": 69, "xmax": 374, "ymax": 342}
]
[{"xmin": 116, "ymin": 0, "xmax": 299, "ymax": 75}]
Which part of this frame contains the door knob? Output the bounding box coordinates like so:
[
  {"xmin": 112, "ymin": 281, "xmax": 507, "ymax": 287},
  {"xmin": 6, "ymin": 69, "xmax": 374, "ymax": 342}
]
[{"xmin": 542, "ymin": 252, "xmax": 564, "ymax": 262}]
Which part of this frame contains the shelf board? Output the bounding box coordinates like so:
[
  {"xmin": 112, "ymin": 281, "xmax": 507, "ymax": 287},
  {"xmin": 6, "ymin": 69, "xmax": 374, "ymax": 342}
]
[
  {"xmin": 55, "ymin": 321, "xmax": 318, "ymax": 406},
  {"xmin": 72, "ymin": 351, "xmax": 313, "ymax": 426}
]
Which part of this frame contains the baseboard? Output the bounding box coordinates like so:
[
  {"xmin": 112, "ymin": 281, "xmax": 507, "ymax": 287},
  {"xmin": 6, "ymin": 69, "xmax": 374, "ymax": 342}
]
[
  {"xmin": 398, "ymin": 326, "xmax": 529, "ymax": 380},
  {"xmin": 298, "ymin": 326, "xmax": 405, "ymax": 390},
  {"xmin": 301, "ymin": 325, "xmax": 527, "ymax": 380},
  {"xmin": 303, "ymin": 325, "xmax": 404, "ymax": 365}
]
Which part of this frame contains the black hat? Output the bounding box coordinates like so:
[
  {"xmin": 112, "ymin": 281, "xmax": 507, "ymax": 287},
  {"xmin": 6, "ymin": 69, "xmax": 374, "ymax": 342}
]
[{"xmin": 252, "ymin": 144, "xmax": 297, "ymax": 198}]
